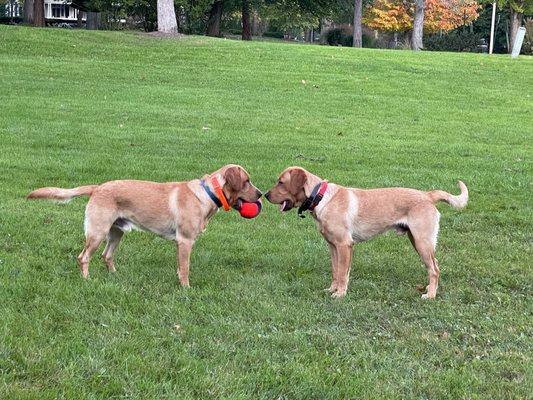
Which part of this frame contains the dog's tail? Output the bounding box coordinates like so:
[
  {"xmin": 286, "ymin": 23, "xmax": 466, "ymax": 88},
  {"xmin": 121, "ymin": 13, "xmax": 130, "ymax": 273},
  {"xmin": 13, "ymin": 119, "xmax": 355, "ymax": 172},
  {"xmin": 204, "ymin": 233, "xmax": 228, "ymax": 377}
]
[
  {"xmin": 27, "ymin": 185, "xmax": 98, "ymax": 203},
  {"xmin": 427, "ymin": 181, "xmax": 468, "ymax": 210}
]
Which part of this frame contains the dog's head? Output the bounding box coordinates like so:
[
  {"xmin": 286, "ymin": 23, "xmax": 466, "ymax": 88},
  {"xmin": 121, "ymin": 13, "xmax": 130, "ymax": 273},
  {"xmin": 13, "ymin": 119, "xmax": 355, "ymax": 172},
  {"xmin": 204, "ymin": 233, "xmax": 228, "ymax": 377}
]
[
  {"xmin": 264, "ymin": 167, "xmax": 310, "ymax": 212},
  {"xmin": 212, "ymin": 164, "xmax": 262, "ymax": 207}
]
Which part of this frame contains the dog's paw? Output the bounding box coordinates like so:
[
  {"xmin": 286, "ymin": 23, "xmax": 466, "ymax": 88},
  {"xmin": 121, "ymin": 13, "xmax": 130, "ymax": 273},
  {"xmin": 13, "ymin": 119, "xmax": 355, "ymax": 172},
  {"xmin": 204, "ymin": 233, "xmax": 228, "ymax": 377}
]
[
  {"xmin": 178, "ymin": 278, "xmax": 190, "ymax": 288},
  {"xmin": 421, "ymin": 293, "xmax": 435, "ymax": 300},
  {"xmin": 324, "ymin": 284, "xmax": 338, "ymax": 293},
  {"xmin": 331, "ymin": 290, "xmax": 346, "ymax": 299}
]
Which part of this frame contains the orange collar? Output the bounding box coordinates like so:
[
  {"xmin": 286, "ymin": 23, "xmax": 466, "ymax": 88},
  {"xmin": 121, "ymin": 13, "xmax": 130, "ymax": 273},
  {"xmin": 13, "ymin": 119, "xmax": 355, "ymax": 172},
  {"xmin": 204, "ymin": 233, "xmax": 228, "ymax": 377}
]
[{"xmin": 211, "ymin": 176, "xmax": 231, "ymax": 211}]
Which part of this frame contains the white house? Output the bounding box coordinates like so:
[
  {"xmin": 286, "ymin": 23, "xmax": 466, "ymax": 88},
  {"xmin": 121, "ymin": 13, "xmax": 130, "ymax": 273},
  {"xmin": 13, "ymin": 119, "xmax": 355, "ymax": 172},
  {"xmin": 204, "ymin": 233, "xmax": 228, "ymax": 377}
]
[
  {"xmin": 3, "ymin": 0, "xmax": 86, "ymax": 21},
  {"xmin": 45, "ymin": 0, "xmax": 85, "ymax": 21}
]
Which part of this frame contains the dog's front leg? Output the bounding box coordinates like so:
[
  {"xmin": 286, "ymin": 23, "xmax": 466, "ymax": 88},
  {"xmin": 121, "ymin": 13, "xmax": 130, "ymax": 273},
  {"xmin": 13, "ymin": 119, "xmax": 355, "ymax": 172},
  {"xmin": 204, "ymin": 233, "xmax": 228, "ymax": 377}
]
[
  {"xmin": 326, "ymin": 243, "xmax": 339, "ymax": 293},
  {"xmin": 177, "ymin": 238, "xmax": 194, "ymax": 287},
  {"xmin": 331, "ymin": 243, "xmax": 353, "ymax": 298}
]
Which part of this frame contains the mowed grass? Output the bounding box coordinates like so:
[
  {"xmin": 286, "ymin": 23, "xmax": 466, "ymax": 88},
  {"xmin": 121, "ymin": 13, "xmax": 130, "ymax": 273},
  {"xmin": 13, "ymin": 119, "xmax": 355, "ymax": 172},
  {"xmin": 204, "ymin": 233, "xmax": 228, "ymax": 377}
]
[{"xmin": 0, "ymin": 25, "xmax": 532, "ymax": 399}]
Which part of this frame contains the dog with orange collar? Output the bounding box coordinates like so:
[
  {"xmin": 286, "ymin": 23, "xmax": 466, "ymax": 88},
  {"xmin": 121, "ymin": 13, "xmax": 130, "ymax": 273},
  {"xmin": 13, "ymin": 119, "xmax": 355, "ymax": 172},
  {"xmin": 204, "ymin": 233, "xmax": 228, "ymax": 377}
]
[
  {"xmin": 27, "ymin": 164, "xmax": 262, "ymax": 286},
  {"xmin": 201, "ymin": 176, "xmax": 262, "ymax": 219}
]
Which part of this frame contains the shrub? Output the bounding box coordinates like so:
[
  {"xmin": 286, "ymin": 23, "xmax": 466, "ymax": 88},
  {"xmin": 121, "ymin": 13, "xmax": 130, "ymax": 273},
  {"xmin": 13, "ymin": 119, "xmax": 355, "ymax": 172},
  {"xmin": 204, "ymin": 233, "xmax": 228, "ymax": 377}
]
[
  {"xmin": 325, "ymin": 28, "xmax": 347, "ymax": 46},
  {"xmin": 324, "ymin": 28, "xmax": 374, "ymax": 48},
  {"xmin": 226, "ymin": 28, "xmax": 242, "ymax": 35},
  {"xmin": 425, "ymin": 31, "xmax": 486, "ymax": 52},
  {"xmin": 263, "ymin": 31, "xmax": 284, "ymax": 39}
]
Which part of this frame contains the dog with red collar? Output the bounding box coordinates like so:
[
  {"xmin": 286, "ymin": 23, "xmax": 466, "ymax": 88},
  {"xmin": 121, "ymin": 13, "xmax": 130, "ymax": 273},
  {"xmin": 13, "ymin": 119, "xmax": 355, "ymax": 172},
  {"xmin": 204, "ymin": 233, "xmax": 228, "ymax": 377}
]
[{"xmin": 265, "ymin": 166, "xmax": 468, "ymax": 299}]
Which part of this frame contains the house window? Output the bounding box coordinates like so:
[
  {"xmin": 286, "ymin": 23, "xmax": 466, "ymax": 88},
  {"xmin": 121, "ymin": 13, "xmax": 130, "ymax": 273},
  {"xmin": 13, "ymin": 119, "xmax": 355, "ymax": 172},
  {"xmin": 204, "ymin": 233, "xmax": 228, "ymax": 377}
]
[{"xmin": 51, "ymin": 4, "xmax": 61, "ymax": 18}]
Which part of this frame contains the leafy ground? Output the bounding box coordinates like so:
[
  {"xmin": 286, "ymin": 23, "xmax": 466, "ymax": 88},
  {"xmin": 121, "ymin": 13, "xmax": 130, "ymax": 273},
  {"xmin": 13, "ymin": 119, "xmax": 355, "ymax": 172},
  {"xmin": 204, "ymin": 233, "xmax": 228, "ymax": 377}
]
[{"xmin": 0, "ymin": 25, "xmax": 532, "ymax": 399}]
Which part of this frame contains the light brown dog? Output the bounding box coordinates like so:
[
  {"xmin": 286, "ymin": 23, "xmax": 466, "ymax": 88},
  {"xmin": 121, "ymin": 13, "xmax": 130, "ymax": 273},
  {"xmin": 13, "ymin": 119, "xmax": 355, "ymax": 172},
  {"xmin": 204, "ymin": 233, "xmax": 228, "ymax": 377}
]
[
  {"xmin": 265, "ymin": 167, "xmax": 468, "ymax": 299},
  {"xmin": 27, "ymin": 164, "xmax": 262, "ymax": 285}
]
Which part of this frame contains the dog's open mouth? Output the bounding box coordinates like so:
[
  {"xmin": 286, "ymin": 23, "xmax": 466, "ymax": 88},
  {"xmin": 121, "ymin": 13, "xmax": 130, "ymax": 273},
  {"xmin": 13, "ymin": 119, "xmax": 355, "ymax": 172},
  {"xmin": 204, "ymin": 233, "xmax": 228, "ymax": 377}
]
[{"xmin": 279, "ymin": 200, "xmax": 293, "ymax": 212}]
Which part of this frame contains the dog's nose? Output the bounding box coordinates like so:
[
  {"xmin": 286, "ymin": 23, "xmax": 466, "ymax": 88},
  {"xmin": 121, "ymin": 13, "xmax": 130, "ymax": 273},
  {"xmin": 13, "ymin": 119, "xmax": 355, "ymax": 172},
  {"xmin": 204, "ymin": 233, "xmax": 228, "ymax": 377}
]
[{"xmin": 265, "ymin": 191, "xmax": 270, "ymax": 201}]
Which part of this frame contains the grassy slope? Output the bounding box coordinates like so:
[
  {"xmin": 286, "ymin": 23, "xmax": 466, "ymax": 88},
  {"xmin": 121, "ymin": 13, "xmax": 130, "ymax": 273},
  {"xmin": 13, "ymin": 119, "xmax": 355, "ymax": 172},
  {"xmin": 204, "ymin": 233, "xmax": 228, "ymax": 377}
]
[{"xmin": 0, "ymin": 26, "xmax": 531, "ymax": 399}]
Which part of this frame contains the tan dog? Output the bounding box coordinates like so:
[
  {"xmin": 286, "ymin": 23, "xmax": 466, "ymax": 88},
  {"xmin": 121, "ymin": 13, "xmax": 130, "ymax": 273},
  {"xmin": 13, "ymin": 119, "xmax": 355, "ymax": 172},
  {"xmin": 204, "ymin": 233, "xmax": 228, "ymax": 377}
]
[
  {"xmin": 27, "ymin": 164, "xmax": 262, "ymax": 285},
  {"xmin": 265, "ymin": 167, "xmax": 468, "ymax": 299}
]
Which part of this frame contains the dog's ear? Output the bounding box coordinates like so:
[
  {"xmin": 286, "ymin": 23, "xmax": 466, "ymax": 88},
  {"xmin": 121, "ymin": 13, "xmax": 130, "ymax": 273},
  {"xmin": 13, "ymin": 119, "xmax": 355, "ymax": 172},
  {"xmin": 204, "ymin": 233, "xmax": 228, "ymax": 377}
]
[
  {"xmin": 225, "ymin": 166, "xmax": 245, "ymax": 191},
  {"xmin": 289, "ymin": 168, "xmax": 307, "ymax": 194}
]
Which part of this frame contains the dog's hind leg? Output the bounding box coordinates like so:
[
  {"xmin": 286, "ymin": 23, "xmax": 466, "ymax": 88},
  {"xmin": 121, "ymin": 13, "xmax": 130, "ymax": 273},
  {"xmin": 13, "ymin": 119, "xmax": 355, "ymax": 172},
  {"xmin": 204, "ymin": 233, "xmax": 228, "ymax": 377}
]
[
  {"xmin": 101, "ymin": 226, "xmax": 124, "ymax": 272},
  {"xmin": 408, "ymin": 207, "xmax": 441, "ymax": 299},
  {"xmin": 78, "ymin": 203, "xmax": 116, "ymax": 278}
]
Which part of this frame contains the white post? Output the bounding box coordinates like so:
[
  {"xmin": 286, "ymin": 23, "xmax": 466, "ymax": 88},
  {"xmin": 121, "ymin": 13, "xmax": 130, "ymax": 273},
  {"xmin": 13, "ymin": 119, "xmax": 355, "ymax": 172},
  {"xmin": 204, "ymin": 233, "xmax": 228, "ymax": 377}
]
[
  {"xmin": 511, "ymin": 27, "xmax": 526, "ymax": 58},
  {"xmin": 489, "ymin": 2, "xmax": 496, "ymax": 54}
]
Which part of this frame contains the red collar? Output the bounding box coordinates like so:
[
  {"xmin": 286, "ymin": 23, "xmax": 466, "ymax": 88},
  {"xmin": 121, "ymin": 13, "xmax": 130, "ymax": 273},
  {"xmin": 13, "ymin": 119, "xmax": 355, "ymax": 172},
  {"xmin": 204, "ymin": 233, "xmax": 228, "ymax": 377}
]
[
  {"xmin": 298, "ymin": 181, "xmax": 328, "ymax": 217},
  {"xmin": 309, "ymin": 181, "xmax": 328, "ymax": 211},
  {"xmin": 211, "ymin": 176, "xmax": 231, "ymax": 211}
]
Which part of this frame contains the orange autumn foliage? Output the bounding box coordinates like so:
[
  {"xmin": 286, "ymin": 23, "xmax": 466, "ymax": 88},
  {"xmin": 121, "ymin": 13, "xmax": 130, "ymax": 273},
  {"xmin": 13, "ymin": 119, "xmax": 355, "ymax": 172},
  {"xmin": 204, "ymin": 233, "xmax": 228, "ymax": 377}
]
[{"xmin": 363, "ymin": 0, "xmax": 480, "ymax": 33}]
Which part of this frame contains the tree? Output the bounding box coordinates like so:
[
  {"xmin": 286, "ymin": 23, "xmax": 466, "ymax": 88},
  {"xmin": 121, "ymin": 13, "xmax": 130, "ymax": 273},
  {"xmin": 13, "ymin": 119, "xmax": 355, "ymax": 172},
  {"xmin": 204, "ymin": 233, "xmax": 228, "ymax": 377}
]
[
  {"xmin": 260, "ymin": 0, "xmax": 334, "ymax": 32},
  {"xmin": 23, "ymin": 0, "xmax": 34, "ymax": 24},
  {"xmin": 364, "ymin": 0, "xmax": 480, "ymax": 46},
  {"xmin": 364, "ymin": 0, "xmax": 412, "ymax": 32},
  {"xmin": 157, "ymin": 0, "xmax": 178, "ymax": 33},
  {"xmin": 353, "ymin": 0, "xmax": 363, "ymax": 46},
  {"xmin": 424, "ymin": 0, "xmax": 480, "ymax": 32},
  {"xmin": 476, "ymin": 0, "xmax": 532, "ymax": 53},
  {"xmin": 412, "ymin": 0, "xmax": 425, "ymax": 49},
  {"xmin": 505, "ymin": 0, "xmax": 533, "ymax": 52},
  {"xmin": 33, "ymin": 0, "xmax": 44, "ymax": 27},
  {"xmin": 242, "ymin": 0, "xmax": 252, "ymax": 39},
  {"xmin": 206, "ymin": 0, "xmax": 224, "ymax": 36}
]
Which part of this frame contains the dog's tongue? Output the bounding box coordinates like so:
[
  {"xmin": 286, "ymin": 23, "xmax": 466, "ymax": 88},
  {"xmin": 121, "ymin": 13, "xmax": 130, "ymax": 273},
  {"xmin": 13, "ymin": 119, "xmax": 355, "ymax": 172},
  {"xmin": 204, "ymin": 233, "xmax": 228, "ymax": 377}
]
[{"xmin": 279, "ymin": 200, "xmax": 287, "ymax": 212}]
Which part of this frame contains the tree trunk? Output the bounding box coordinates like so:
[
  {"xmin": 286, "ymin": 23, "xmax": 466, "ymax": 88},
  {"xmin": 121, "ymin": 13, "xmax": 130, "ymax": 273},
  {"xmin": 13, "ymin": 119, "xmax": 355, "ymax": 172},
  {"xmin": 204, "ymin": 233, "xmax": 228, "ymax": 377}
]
[
  {"xmin": 33, "ymin": 0, "xmax": 44, "ymax": 27},
  {"xmin": 251, "ymin": 10, "xmax": 259, "ymax": 36},
  {"xmin": 23, "ymin": 0, "xmax": 34, "ymax": 24},
  {"xmin": 411, "ymin": 0, "xmax": 425, "ymax": 50},
  {"xmin": 86, "ymin": 11, "xmax": 100, "ymax": 30},
  {"xmin": 352, "ymin": 0, "xmax": 362, "ymax": 47},
  {"xmin": 242, "ymin": 0, "xmax": 251, "ymax": 40},
  {"xmin": 206, "ymin": 1, "xmax": 223, "ymax": 37},
  {"xmin": 157, "ymin": 0, "xmax": 178, "ymax": 34},
  {"xmin": 509, "ymin": 8, "xmax": 523, "ymax": 54}
]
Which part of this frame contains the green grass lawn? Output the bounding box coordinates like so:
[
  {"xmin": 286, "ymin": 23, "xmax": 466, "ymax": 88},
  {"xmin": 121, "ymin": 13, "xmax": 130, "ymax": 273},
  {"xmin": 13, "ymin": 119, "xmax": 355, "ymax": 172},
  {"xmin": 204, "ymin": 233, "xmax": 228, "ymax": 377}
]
[{"xmin": 0, "ymin": 25, "xmax": 532, "ymax": 399}]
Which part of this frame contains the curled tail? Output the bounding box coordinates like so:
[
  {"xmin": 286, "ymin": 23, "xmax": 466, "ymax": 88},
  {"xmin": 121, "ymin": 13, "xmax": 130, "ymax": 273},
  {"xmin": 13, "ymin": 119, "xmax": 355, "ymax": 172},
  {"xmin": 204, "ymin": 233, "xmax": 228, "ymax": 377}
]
[
  {"xmin": 428, "ymin": 181, "xmax": 468, "ymax": 210},
  {"xmin": 27, "ymin": 185, "xmax": 98, "ymax": 203}
]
